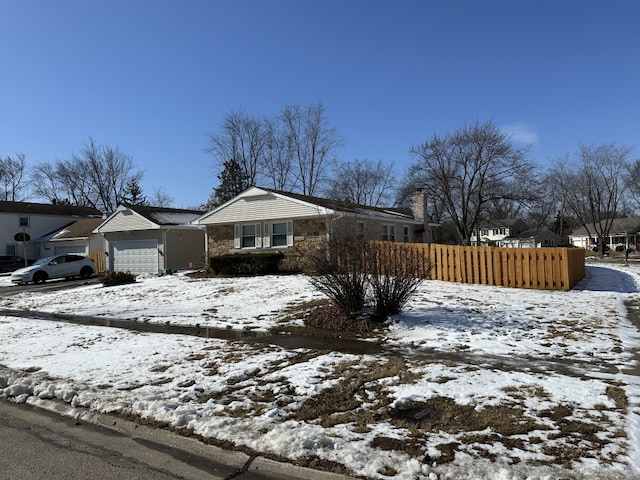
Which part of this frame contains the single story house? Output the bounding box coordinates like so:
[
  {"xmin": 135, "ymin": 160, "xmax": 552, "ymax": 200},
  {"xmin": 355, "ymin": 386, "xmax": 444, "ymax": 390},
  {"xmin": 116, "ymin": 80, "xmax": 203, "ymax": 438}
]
[
  {"xmin": 94, "ymin": 204, "xmax": 206, "ymax": 275},
  {"xmin": 470, "ymin": 219, "xmax": 530, "ymax": 246},
  {"xmin": 497, "ymin": 228, "xmax": 562, "ymax": 248},
  {"xmin": 569, "ymin": 217, "xmax": 640, "ymax": 251},
  {"xmin": 33, "ymin": 217, "xmax": 106, "ymax": 261},
  {"xmin": 0, "ymin": 200, "xmax": 101, "ymax": 261},
  {"xmin": 195, "ymin": 186, "xmax": 428, "ymax": 271}
]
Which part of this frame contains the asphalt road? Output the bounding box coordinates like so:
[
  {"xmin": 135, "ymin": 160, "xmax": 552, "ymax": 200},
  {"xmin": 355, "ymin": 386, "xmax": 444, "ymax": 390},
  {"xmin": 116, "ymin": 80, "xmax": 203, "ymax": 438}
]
[
  {"xmin": 0, "ymin": 275, "xmax": 97, "ymax": 296},
  {"xmin": 0, "ymin": 400, "xmax": 244, "ymax": 480}
]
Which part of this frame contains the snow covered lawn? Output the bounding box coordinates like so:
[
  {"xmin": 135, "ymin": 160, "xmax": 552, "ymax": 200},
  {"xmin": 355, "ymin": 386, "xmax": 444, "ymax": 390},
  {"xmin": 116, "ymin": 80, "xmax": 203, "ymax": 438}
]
[{"xmin": 1, "ymin": 262, "xmax": 640, "ymax": 480}]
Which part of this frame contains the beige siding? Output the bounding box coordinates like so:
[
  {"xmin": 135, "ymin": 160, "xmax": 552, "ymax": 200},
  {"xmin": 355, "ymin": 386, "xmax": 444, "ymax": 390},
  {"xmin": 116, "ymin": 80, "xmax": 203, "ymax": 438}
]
[
  {"xmin": 165, "ymin": 229, "xmax": 206, "ymax": 270},
  {"xmin": 200, "ymin": 195, "xmax": 326, "ymax": 225},
  {"xmin": 98, "ymin": 211, "xmax": 156, "ymax": 233}
]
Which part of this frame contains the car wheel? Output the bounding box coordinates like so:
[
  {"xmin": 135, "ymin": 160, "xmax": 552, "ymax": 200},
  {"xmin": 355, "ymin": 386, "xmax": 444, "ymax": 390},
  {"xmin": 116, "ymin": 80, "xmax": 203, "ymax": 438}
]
[
  {"xmin": 80, "ymin": 266, "xmax": 94, "ymax": 279},
  {"xmin": 33, "ymin": 271, "xmax": 47, "ymax": 284}
]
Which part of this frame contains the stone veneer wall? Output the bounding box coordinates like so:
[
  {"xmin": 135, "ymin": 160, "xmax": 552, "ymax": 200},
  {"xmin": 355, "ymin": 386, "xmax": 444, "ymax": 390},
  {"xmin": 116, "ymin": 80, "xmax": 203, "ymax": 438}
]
[
  {"xmin": 281, "ymin": 217, "xmax": 327, "ymax": 271},
  {"xmin": 206, "ymin": 224, "xmax": 235, "ymax": 257},
  {"xmin": 205, "ymin": 219, "xmax": 328, "ymax": 272}
]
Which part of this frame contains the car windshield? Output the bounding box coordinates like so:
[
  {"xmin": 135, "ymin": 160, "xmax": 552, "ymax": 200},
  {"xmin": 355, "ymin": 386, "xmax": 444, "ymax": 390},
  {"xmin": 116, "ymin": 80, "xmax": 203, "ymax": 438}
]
[{"xmin": 33, "ymin": 256, "xmax": 56, "ymax": 266}]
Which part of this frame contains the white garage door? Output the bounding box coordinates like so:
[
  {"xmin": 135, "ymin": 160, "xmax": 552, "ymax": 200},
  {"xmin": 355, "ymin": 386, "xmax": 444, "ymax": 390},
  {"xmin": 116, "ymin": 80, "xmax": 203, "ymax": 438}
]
[{"xmin": 111, "ymin": 240, "xmax": 159, "ymax": 275}]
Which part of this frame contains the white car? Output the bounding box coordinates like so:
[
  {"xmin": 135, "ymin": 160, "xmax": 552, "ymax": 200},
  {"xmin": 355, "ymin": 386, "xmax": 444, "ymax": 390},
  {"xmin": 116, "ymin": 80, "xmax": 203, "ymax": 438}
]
[{"xmin": 11, "ymin": 254, "xmax": 95, "ymax": 284}]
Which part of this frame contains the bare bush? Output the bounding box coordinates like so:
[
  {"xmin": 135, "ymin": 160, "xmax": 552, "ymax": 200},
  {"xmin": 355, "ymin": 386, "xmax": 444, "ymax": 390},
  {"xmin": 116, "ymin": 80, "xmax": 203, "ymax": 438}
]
[
  {"xmin": 367, "ymin": 242, "xmax": 431, "ymax": 321},
  {"xmin": 306, "ymin": 233, "xmax": 431, "ymax": 325},
  {"xmin": 306, "ymin": 235, "xmax": 370, "ymax": 315}
]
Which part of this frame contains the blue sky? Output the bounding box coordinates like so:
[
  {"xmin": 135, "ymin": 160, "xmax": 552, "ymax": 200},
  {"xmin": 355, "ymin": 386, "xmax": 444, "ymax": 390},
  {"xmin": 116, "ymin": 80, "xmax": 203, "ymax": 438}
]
[{"xmin": 1, "ymin": 1, "xmax": 638, "ymax": 208}]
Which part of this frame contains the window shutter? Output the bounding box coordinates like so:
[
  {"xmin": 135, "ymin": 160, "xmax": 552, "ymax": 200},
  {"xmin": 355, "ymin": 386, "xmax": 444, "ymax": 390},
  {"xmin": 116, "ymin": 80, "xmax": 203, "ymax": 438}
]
[
  {"xmin": 287, "ymin": 220, "xmax": 293, "ymax": 246},
  {"xmin": 262, "ymin": 222, "xmax": 271, "ymax": 248},
  {"xmin": 255, "ymin": 223, "xmax": 262, "ymax": 248},
  {"xmin": 234, "ymin": 224, "xmax": 241, "ymax": 249}
]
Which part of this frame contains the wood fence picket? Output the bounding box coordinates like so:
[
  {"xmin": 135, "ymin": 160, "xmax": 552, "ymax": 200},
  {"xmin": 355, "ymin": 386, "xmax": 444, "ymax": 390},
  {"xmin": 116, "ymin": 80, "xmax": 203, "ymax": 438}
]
[{"xmin": 373, "ymin": 243, "xmax": 585, "ymax": 291}]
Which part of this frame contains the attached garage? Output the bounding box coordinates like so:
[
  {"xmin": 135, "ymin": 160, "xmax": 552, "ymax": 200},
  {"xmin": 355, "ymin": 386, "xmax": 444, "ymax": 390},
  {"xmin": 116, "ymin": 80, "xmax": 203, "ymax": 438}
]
[
  {"xmin": 110, "ymin": 240, "xmax": 159, "ymax": 275},
  {"xmin": 94, "ymin": 204, "xmax": 206, "ymax": 276}
]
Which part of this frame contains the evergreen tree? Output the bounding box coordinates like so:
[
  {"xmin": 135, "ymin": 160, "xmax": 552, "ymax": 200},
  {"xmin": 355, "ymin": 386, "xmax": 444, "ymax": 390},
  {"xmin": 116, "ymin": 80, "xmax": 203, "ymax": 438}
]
[
  {"xmin": 123, "ymin": 178, "xmax": 147, "ymax": 206},
  {"xmin": 205, "ymin": 158, "xmax": 251, "ymax": 209}
]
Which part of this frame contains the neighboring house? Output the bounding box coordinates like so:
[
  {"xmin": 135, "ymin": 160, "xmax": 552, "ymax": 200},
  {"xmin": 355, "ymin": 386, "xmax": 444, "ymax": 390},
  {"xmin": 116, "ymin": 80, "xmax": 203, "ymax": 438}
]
[
  {"xmin": 497, "ymin": 228, "xmax": 561, "ymax": 248},
  {"xmin": 195, "ymin": 186, "xmax": 427, "ymax": 271},
  {"xmin": 470, "ymin": 219, "xmax": 529, "ymax": 246},
  {"xmin": 34, "ymin": 217, "xmax": 106, "ymax": 257},
  {"xmin": 569, "ymin": 217, "xmax": 640, "ymax": 251},
  {"xmin": 0, "ymin": 201, "xmax": 101, "ymax": 261},
  {"xmin": 94, "ymin": 204, "xmax": 206, "ymax": 275}
]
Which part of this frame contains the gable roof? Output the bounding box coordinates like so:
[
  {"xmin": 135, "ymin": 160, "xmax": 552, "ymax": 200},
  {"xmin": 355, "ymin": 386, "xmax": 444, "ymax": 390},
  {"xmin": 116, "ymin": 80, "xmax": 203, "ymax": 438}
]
[
  {"xmin": 570, "ymin": 217, "xmax": 640, "ymax": 237},
  {"xmin": 197, "ymin": 186, "xmax": 419, "ymax": 224},
  {"xmin": 95, "ymin": 204, "xmax": 205, "ymax": 233},
  {"xmin": 50, "ymin": 218, "xmax": 105, "ymax": 241},
  {"xmin": 502, "ymin": 228, "xmax": 560, "ymax": 240},
  {"xmin": 0, "ymin": 200, "xmax": 101, "ymax": 217},
  {"xmin": 262, "ymin": 188, "xmax": 410, "ymax": 218},
  {"xmin": 120, "ymin": 204, "xmax": 204, "ymax": 225}
]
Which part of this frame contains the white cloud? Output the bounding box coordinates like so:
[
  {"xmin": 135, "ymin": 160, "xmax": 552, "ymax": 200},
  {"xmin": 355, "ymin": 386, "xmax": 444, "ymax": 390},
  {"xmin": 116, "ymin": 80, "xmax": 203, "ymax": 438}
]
[{"xmin": 501, "ymin": 122, "xmax": 539, "ymax": 145}]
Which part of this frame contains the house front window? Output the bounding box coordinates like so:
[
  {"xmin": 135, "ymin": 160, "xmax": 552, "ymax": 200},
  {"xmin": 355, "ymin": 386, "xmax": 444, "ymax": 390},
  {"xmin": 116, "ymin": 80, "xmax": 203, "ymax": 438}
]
[
  {"xmin": 271, "ymin": 222, "xmax": 287, "ymax": 247},
  {"xmin": 241, "ymin": 224, "xmax": 256, "ymax": 248},
  {"xmin": 234, "ymin": 221, "xmax": 291, "ymax": 249},
  {"xmin": 356, "ymin": 222, "xmax": 365, "ymax": 238},
  {"xmin": 403, "ymin": 225, "xmax": 410, "ymax": 242},
  {"xmin": 19, "ymin": 217, "xmax": 29, "ymax": 227},
  {"xmin": 382, "ymin": 225, "xmax": 396, "ymax": 242}
]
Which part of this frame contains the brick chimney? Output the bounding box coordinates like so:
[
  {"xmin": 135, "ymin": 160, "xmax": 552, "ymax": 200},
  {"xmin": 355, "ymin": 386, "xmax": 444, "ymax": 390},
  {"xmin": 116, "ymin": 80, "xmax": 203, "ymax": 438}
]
[{"xmin": 411, "ymin": 189, "xmax": 427, "ymax": 242}]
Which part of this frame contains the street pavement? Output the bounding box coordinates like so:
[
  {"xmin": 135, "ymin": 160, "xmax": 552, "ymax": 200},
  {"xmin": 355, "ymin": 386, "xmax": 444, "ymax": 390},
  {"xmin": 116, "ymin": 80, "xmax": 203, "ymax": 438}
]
[{"xmin": 0, "ymin": 399, "xmax": 356, "ymax": 480}]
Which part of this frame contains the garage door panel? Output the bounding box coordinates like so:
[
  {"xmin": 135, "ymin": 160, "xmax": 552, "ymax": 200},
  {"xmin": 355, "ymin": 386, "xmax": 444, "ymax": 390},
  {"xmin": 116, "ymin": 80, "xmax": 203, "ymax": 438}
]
[{"xmin": 111, "ymin": 240, "xmax": 159, "ymax": 275}]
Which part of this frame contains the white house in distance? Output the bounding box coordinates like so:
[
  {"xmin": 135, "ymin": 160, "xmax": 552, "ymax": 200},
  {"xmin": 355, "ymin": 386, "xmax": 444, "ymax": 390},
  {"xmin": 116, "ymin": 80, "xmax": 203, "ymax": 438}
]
[
  {"xmin": 195, "ymin": 187, "xmax": 427, "ymax": 271},
  {"xmin": 470, "ymin": 219, "xmax": 529, "ymax": 246},
  {"xmin": 497, "ymin": 228, "xmax": 562, "ymax": 248},
  {"xmin": 94, "ymin": 204, "xmax": 206, "ymax": 275},
  {"xmin": 569, "ymin": 217, "xmax": 640, "ymax": 251},
  {"xmin": 0, "ymin": 200, "xmax": 101, "ymax": 261}
]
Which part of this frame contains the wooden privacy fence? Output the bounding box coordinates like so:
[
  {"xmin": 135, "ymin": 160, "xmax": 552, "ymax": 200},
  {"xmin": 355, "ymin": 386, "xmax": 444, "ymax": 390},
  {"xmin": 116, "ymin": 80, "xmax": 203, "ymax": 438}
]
[
  {"xmin": 88, "ymin": 252, "xmax": 107, "ymax": 273},
  {"xmin": 372, "ymin": 243, "xmax": 585, "ymax": 291}
]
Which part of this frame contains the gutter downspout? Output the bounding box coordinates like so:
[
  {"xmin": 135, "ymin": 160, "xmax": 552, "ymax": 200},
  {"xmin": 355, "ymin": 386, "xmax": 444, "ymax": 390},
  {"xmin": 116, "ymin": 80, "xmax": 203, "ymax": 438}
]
[{"xmin": 162, "ymin": 229, "xmax": 168, "ymax": 271}]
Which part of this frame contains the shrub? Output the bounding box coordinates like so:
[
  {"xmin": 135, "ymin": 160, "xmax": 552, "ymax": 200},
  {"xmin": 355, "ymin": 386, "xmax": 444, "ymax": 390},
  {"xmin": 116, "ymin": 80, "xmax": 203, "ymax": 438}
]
[
  {"xmin": 99, "ymin": 271, "xmax": 137, "ymax": 286},
  {"xmin": 367, "ymin": 242, "xmax": 430, "ymax": 320},
  {"xmin": 306, "ymin": 236, "xmax": 431, "ymax": 324},
  {"xmin": 305, "ymin": 236, "xmax": 370, "ymax": 315},
  {"xmin": 209, "ymin": 253, "xmax": 284, "ymax": 275}
]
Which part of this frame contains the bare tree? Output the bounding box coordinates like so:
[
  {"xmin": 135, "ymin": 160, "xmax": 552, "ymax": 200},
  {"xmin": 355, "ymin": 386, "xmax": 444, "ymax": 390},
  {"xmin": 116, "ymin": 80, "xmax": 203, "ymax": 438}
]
[
  {"xmin": 261, "ymin": 116, "xmax": 294, "ymax": 191},
  {"xmin": 280, "ymin": 102, "xmax": 343, "ymax": 196},
  {"xmin": 31, "ymin": 138, "xmax": 143, "ymax": 212},
  {"xmin": 0, "ymin": 153, "xmax": 28, "ymax": 201},
  {"xmin": 407, "ymin": 120, "xmax": 534, "ymax": 245},
  {"xmin": 326, "ymin": 158, "xmax": 396, "ymax": 207},
  {"xmin": 206, "ymin": 109, "xmax": 265, "ymax": 187},
  {"xmin": 149, "ymin": 187, "xmax": 174, "ymax": 207},
  {"xmin": 625, "ymin": 157, "xmax": 640, "ymax": 213},
  {"xmin": 553, "ymin": 143, "xmax": 631, "ymax": 256}
]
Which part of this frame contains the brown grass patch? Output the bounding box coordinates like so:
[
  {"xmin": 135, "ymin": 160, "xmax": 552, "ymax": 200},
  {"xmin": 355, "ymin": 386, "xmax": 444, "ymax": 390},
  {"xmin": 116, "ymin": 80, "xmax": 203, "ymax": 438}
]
[
  {"xmin": 392, "ymin": 397, "xmax": 545, "ymax": 437},
  {"xmin": 150, "ymin": 364, "xmax": 170, "ymax": 373},
  {"xmin": 294, "ymin": 356, "xmax": 415, "ymax": 428},
  {"xmin": 606, "ymin": 384, "xmax": 628, "ymax": 410}
]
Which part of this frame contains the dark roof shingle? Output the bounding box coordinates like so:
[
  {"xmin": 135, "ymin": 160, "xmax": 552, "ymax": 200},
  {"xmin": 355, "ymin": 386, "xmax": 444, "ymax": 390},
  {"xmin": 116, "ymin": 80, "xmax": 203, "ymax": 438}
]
[{"xmin": 0, "ymin": 201, "xmax": 101, "ymax": 217}]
